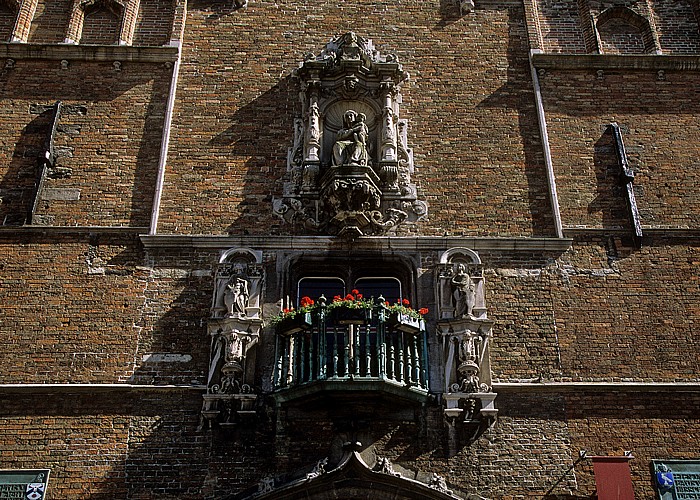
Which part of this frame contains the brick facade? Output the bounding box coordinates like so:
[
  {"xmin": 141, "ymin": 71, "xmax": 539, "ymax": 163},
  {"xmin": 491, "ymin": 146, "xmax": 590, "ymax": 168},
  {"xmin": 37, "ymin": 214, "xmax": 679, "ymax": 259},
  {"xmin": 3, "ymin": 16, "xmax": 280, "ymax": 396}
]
[{"xmin": 1, "ymin": 0, "xmax": 699, "ymax": 499}]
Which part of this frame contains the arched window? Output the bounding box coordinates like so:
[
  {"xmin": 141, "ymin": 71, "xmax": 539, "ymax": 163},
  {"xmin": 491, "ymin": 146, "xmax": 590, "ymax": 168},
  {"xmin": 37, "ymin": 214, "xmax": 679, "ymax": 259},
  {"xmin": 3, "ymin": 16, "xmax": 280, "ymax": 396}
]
[
  {"xmin": 289, "ymin": 256, "xmax": 413, "ymax": 308},
  {"xmin": 597, "ymin": 7, "xmax": 656, "ymax": 54}
]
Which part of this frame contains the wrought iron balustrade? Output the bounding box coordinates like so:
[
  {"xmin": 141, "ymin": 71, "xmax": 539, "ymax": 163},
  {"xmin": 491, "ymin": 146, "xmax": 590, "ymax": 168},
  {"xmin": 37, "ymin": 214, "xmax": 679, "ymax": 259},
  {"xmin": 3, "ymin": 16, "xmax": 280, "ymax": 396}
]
[{"xmin": 273, "ymin": 306, "xmax": 429, "ymax": 393}]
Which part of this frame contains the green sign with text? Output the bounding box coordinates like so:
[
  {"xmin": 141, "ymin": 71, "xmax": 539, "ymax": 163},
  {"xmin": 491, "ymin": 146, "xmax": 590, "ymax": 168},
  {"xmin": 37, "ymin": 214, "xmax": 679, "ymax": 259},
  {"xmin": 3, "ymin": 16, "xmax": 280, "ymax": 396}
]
[
  {"xmin": 654, "ymin": 460, "xmax": 700, "ymax": 500},
  {"xmin": 0, "ymin": 470, "xmax": 50, "ymax": 500}
]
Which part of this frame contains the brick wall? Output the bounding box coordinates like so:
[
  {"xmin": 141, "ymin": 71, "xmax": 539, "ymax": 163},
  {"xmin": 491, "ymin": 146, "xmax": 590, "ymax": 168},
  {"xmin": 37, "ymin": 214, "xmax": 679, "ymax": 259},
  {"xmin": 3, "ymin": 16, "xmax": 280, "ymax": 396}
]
[
  {"xmin": 79, "ymin": 6, "xmax": 120, "ymax": 45},
  {"xmin": 540, "ymin": 69, "xmax": 700, "ymax": 229},
  {"xmin": 0, "ymin": 59, "xmax": 170, "ymax": 227},
  {"xmin": 652, "ymin": 0, "xmax": 700, "ymax": 54},
  {"xmin": 156, "ymin": 0, "xmax": 556, "ymax": 237},
  {"xmin": 27, "ymin": 0, "xmax": 72, "ymax": 44},
  {"xmin": 0, "ymin": 5, "xmax": 15, "ymax": 41},
  {"xmin": 132, "ymin": 0, "xmax": 174, "ymax": 46}
]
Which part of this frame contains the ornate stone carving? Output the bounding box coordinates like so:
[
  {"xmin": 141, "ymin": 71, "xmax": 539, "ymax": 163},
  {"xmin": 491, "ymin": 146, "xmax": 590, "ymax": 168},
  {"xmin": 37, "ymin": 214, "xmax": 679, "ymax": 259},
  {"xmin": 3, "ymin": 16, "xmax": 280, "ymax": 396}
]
[
  {"xmin": 274, "ymin": 32, "xmax": 427, "ymax": 237},
  {"xmin": 202, "ymin": 248, "xmax": 264, "ymax": 428},
  {"xmin": 437, "ymin": 249, "xmax": 497, "ymax": 445}
]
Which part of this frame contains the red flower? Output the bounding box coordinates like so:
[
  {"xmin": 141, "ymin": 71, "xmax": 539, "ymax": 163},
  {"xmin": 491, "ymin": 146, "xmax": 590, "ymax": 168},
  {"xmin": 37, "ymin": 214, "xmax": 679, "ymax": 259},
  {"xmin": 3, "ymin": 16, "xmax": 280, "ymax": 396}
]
[
  {"xmin": 356, "ymin": 293, "xmax": 363, "ymax": 300},
  {"xmin": 283, "ymin": 308, "xmax": 293, "ymax": 314},
  {"xmin": 333, "ymin": 295, "xmax": 342, "ymax": 302},
  {"xmin": 351, "ymin": 289, "xmax": 360, "ymax": 295},
  {"xmin": 419, "ymin": 308, "xmax": 429, "ymax": 315},
  {"xmin": 345, "ymin": 293, "xmax": 355, "ymax": 301},
  {"xmin": 402, "ymin": 298, "xmax": 410, "ymax": 306},
  {"xmin": 300, "ymin": 296, "xmax": 314, "ymax": 308},
  {"xmin": 385, "ymin": 301, "xmax": 390, "ymax": 306}
]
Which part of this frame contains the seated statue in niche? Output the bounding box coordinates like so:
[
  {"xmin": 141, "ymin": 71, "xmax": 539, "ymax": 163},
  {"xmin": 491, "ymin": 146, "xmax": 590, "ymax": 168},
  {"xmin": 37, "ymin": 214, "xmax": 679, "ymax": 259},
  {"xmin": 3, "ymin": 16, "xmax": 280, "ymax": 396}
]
[
  {"xmin": 224, "ymin": 277, "xmax": 249, "ymax": 317},
  {"xmin": 332, "ymin": 109, "xmax": 369, "ymax": 167}
]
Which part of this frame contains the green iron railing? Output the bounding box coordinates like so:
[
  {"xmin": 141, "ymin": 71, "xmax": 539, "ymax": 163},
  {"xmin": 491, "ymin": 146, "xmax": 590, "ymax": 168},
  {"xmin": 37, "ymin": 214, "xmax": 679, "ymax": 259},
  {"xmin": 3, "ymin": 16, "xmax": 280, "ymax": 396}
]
[{"xmin": 273, "ymin": 305, "xmax": 429, "ymax": 392}]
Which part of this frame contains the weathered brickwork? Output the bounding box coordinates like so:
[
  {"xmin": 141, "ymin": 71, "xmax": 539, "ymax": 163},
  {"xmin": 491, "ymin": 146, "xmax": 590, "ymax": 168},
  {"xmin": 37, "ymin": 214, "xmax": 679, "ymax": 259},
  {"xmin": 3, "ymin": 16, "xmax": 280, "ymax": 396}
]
[
  {"xmin": 27, "ymin": 0, "xmax": 72, "ymax": 44},
  {"xmin": 530, "ymin": 0, "xmax": 700, "ymax": 54},
  {"xmin": 0, "ymin": 59, "xmax": 170, "ymax": 227},
  {"xmin": 133, "ymin": 0, "xmax": 175, "ymax": 46},
  {"xmin": 540, "ymin": 69, "xmax": 700, "ymax": 229},
  {"xmin": 157, "ymin": 0, "xmax": 555, "ymax": 237},
  {"xmin": 0, "ymin": 233, "xmax": 148, "ymax": 383},
  {"xmin": 565, "ymin": 391, "xmax": 700, "ymax": 499},
  {"xmin": 0, "ymin": 5, "xmax": 15, "ymax": 40},
  {"xmin": 80, "ymin": 7, "xmax": 121, "ymax": 45},
  {"xmin": 553, "ymin": 237, "xmax": 700, "ymax": 382},
  {"xmin": 0, "ymin": 0, "xmax": 699, "ymax": 498}
]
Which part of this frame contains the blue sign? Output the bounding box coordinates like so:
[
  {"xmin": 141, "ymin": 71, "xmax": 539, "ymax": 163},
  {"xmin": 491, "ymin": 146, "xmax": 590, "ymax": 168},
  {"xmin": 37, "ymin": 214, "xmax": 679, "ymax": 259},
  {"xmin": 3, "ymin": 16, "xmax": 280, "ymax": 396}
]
[{"xmin": 656, "ymin": 470, "xmax": 674, "ymax": 489}]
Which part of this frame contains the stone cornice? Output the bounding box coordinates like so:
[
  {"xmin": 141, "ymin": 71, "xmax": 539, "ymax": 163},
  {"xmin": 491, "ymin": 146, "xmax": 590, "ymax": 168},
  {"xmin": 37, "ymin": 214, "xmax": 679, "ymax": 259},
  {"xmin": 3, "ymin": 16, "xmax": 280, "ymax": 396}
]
[
  {"xmin": 0, "ymin": 383, "xmax": 206, "ymax": 394},
  {"xmin": 531, "ymin": 53, "xmax": 700, "ymax": 71},
  {"xmin": 494, "ymin": 381, "xmax": 700, "ymax": 392},
  {"xmin": 0, "ymin": 42, "xmax": 178, "ymax": 63},
  {"xmin": 139, "ymin": 234, "xmax": 574, "ymax": 253}
]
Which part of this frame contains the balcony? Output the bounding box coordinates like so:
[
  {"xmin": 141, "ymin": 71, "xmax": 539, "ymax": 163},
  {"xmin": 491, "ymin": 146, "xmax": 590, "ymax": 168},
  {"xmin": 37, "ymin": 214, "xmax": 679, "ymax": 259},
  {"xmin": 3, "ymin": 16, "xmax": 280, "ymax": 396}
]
[{"xmin": 272, "ymin": 302, "xmax": 429, "ymax": 405}]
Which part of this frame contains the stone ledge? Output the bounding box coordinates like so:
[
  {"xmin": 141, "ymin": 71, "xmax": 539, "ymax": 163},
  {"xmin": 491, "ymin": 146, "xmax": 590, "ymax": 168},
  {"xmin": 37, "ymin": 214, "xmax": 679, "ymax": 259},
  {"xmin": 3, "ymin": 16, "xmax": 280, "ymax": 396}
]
[
  {"xmin": 0, "ymin": 383, "xmax": 206, "ymax": 394},
  {"xmin": 0, "ymin": 226, "xmax": 148, "ymax": 235},
  {"xmin": 139, "ymin": 234, "xmax": 574, "ymax": 253},
  {"xmin": 532, "ymin": 53, "xmax": 700, "ymax": 71},
  {"xmin": 0, "ymin": 42, "xmax": 178, "ymax": 63},
  {"xmin": 494, "ymin": 382, "xmax": 700, "ymax": 393},
  {"xmin": 563, "ymin": 227, "xmax": 700, "ymax": 239}
]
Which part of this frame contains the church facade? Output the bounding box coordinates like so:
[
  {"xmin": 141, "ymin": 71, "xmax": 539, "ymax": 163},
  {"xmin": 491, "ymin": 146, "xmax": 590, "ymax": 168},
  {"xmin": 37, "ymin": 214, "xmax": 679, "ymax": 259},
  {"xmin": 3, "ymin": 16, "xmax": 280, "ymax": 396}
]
[{"xmin": 1, "ymin": 0, "xmax": 699, "ymax": 498}]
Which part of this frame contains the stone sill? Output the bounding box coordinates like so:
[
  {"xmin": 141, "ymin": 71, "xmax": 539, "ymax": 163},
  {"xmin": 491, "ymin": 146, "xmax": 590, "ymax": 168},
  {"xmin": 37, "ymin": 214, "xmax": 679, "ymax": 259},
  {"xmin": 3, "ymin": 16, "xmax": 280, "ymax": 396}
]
[
  {"xmin": 140, "ymin": 234, "xmax": 574, "ymax": 253},
  {"xmin": 532, "ymin": 53, "xmax": 700, "ymax": 71},
  {"xmin": 0, "ymin": 42, "xmax": 178, "ymax": 63}
]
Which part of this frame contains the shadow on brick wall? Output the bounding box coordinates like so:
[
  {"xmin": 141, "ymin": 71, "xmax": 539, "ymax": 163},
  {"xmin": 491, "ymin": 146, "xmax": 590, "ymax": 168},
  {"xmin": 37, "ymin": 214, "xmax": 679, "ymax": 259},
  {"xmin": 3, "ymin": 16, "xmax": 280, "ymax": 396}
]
[{"xmin": 475, "ymin": 3, "xmax": 557, "ymax": 237}]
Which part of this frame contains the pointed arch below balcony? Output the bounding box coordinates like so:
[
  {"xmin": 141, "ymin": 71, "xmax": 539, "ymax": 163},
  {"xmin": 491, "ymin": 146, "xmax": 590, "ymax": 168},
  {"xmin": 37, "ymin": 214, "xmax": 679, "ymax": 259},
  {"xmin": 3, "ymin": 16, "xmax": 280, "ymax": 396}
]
[{"xmin": 228, "ymin": 446, "xmax": 466, "ymax": 500}]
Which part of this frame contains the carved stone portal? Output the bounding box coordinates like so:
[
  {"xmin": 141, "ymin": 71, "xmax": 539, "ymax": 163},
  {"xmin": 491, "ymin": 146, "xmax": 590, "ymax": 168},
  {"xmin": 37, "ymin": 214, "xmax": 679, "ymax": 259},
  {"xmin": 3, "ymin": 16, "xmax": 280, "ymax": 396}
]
[
  {"xmin": 274, "ymin": 32, "xmax": 428, "ymax": 237},
  {"xmin": 202, "ymin": 248, "xmax": 264, "ymax": 429}
]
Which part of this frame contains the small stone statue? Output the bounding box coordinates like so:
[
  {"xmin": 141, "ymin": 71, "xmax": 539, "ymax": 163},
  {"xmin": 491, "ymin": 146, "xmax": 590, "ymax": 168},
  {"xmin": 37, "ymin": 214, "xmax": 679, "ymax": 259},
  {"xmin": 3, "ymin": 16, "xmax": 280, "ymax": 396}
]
[
  {"xmin": 224, "ymin": 277, "xmax": 249, "ymax": 317},
  {"xmin": 451, "ymin": 263, "xmax": 475, "ymax": 317},
  {"xmin": 332, "ymin": 109, "xmax": 369, "ymax": 167}
]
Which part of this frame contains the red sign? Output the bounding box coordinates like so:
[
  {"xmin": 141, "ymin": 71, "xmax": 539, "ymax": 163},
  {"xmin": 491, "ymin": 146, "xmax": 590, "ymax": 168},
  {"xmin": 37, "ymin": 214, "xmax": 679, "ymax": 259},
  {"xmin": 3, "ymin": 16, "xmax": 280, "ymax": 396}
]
[{"xmin": 592, "ymin": 456, "xmax": 635, "ymax": 500}]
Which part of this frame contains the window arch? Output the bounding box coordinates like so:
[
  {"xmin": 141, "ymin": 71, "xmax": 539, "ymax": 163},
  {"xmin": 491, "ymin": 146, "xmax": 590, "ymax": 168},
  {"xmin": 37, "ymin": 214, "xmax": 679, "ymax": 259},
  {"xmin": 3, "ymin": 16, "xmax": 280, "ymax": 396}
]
[
  {"xmin": 596, "ymin": 6, "xmax": 656, "ymax": 54},
  {"xmin": 287, "ymin": 255, "xmax": 415, "ymax": 308}
]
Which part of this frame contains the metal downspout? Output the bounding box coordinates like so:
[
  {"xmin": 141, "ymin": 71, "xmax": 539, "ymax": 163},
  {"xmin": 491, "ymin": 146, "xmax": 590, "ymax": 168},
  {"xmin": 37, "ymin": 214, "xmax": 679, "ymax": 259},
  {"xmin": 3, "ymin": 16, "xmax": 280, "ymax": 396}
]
[
  {"xmin": 150, "ymin": 33, "xmax": 185, "ymax": 235},
  {"xmin": 529, "ymin": 50, "xmax": 563, "ymax": 239}
]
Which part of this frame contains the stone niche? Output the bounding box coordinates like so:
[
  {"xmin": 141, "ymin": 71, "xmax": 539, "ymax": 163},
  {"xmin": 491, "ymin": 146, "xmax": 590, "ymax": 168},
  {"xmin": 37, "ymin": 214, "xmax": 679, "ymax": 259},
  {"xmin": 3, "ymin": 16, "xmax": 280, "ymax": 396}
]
[
  {"xmin": 436, "ymin": 248, "xmax": 497, "ymax": 447},
  {"xmin": 201, "ymin": 248, "xmax": 264, "ymax": 429},
  {"xmin": 273, "ymin": 32, "xmax": 427, "ymax": 238}
]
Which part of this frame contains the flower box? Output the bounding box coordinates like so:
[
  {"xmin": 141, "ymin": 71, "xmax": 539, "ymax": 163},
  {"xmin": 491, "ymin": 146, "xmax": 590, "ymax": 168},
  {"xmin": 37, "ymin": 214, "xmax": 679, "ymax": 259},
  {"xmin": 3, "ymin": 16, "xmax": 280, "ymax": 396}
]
[
  {"xmin": 275, "ymin": 312, "xmax": 312, "ymax": 336},
  {"xmin": 388, "ymin": 311, "xmax": 424, "ymax": 334},
  {"xmin": 330, "ymin": 306, "xmax": 372, "ymax": 325}
]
